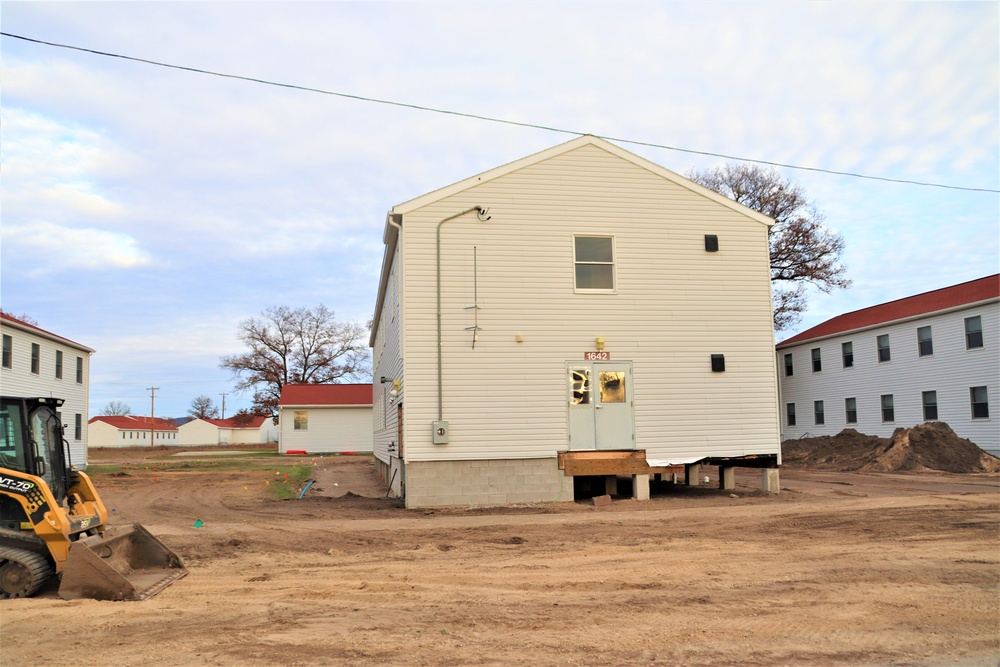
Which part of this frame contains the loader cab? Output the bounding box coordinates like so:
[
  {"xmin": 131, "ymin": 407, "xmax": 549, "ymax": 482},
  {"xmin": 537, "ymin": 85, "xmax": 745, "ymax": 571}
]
[{"xmin": 0, "ymin": 396, "xmax": 70, "ymax": 503}]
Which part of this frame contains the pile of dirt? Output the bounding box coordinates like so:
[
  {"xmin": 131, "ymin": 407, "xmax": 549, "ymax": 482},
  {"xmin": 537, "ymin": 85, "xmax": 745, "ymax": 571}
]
[{"xmin": 782, "ymin": 422, "xmax": 1000, "ymax": 473}]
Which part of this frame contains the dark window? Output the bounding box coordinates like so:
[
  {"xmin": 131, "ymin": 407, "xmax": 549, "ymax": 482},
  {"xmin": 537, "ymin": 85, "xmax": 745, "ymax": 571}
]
[
  {"xmin": 74, "ymin": 414, "xmax": 82, "ymax": 440},
  {"xmin": 922, "ymin": 391, "xmax": 938, "ymax": 421},
  {"xmin": 55, "ymin": 350, "xmax": 63, "ymax": 379},
  {"xmin": 784, "ymin": 353, "xmax": 793, "ymax": 377},
  {"xmin": 574, "ymin": 236, "xmax": 615, "ymax": 291},
  {"xmin": 1, "ymin": 334, "xmax": 11, "ymax": 369},
  {"xmin": 30, "ymin": 343, "xmax": 40, "ymax": 374},
  {"xmin": 842, "ymin": 341, "xmax": 853, "ymax": 368},
  {"xmin": 814, "ymin": 400, "xmax": 825, "ymax": 425},
  {"xmin": 917, "ymin": 326, "xmax": 933, "ymax": 357},
  {"xmin": 76, "ymin": 357, "xmax": 83, "ymax": 384},
  {"xmin": 965, "ymin": 316, "xmax": 983, "ymax": 349},
  {"xmin": 710, "ymin": 354, "xmax": 725, "ymax": 372},
  {"xmin": 704, "ymin": 235, "xmax": 719, "ymax": 252},
  {"xmin": 811, "ymin": 348, "xmax": 822, "ymax": 373},
  {"xmin": 845, "ymin": 397, "xmax": 857, "ymax": 424},
  {"xmin": 881, "ymin": 394, "xmax": 895, "ymax": 423},
  {"xmin": 877, "ymin": 334, "xmax": 891, "ymax": 363},
  {"xmin": 786, "ymin": 403, "xmax": 796, "ymax": 427},
  {"xmin": 970, "ymin": 386, "xmax": 989, "ymax": 419}
]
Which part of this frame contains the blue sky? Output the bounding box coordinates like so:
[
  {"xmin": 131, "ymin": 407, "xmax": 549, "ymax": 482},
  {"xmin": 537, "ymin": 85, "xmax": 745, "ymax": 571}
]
[{"xmin": 1, "ymin": 2, "xmax": 997, "ymax": 420}]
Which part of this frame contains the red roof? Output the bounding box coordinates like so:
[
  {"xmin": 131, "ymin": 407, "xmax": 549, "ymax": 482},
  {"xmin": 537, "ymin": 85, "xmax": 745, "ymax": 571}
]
[
  {"xmin": 201, "ymin": 416, "xmax": 267, "ymax": 429},
  {"xmin": 777, "ymin": 274, "xmax": 999, "ymax": 348},
  {"xmin": 278, "ymin": 384, "xmax": 373, "ymax": 406},
  {"xmin": 0, "ymin": 312, "xmax": 94, "ymax": 352},
  {"xmin": 88, "ymin": 415, "xmax": 178, "ymax": 431}
]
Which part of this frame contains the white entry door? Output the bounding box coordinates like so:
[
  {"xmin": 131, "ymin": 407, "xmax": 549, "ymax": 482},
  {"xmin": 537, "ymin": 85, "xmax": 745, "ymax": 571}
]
[{"xmin": 567, "ymin": 361, "xmax": 635, "ymax": 451}]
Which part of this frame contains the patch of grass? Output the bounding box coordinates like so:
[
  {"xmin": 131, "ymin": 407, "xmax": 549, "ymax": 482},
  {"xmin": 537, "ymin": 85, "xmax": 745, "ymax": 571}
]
[
  {"xmin": 268, "ymin": 464, "xmax": 313, "ymax": 500},
  {"xmin": 86, "ymin": 460, "xmax": 312, "ymax": 476}
]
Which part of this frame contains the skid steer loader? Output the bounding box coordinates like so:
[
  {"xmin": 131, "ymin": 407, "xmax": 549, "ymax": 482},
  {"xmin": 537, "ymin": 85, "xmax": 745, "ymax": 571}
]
[{"xmin": 0, "ymin": 396, "xmax": 187, "ymax": 600}]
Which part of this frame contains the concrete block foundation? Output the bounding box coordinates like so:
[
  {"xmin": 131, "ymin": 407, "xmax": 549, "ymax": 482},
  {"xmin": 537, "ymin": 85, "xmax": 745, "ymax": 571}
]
[{"xmin": 403, "ymin": 457, "xmax": 575, "ymax": 508}]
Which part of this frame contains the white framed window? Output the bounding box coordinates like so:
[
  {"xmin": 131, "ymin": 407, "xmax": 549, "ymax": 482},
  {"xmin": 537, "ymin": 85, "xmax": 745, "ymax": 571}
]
[
  {"xmin": 965, "ymin": 316, "xmax": 983, "ymax": 349},
  {"xmin": 917, "ymin": 326, "xmax": 933, "ymax": 357},
  {"xmin": 877, "ymin": 334, "xmax": 891, "ymax": 363},
  {"xmin": 784, "ymin": 353, "xmax": 793, "ymax": 377},
  {"xmin": 55, "ymin": 350, "xmax": 64, "ymax": 379},
  {"xmin": 76, "ymin": 356, "xmax": 84, "ymax": 384},
  {"xmin": 845, "ymin": 397, "xmax": 857, "ymax": 424},
  {"xmin": 970, "ymin": 386, "xmax": 989, "ymax": 419},
  {"xmin": 2, "ymin": 335, "xmax": 11, "ymax": 369},
  {"xmin": 786, "ymin": 403, "xmax": 796, "ymax": 426},
  {"xmin": 922, "ymin": 391, "xmax": 938, "ymax": 421},
  {"xmin": 31, "ymin": 343, "xmax": 40, "ymax": 374},
  {"xmin": 573, "ymin": 235, "xmax": 615, "ymax": 291},
  {"xmin": 881, "ymin": 394, "xmax": 895, "ymax": 422},
  {"xmin": 811, "ymin": 348, "xmax": 822, "ymax": 373},
  {"xmin": 293, "ymin": 411, "xmax": 308, "ymax": 430},
  {"xmin": 841, "ymin": 341, "xmax": 853, "ymax": 368},
  {"xmin": 813, "ymin": 400, "xmax": 825, "ymax": 425}
]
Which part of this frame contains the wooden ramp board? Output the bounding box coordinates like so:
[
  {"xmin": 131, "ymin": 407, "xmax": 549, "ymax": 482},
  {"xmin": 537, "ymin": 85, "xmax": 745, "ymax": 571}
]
[{"xmin": 558, "ymin": 450, "xmax": 685, "ymax": 477}]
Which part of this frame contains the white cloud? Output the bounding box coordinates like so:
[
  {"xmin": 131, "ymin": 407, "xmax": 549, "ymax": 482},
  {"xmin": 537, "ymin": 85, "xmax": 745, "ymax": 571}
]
[{"xmin": 3, "ymin": 221, "xmax": 150, "ymax": 272}]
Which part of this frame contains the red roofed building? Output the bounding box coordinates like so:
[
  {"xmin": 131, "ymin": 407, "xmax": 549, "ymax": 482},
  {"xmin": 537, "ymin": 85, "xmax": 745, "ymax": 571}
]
[
  {"xmin": 776, "ymin": 275, "xmax": 999, "ymax": 453},
  {"xmin": 88, "ymin": 415, "xmax": 179, "ymax": 448},
  {"xmin": 277, "ymin": 384, "xmax": 373, "ymax": 454},
  {"xmin": 178, "ymin": 415, "xmax": 278, "ymax": 446}
]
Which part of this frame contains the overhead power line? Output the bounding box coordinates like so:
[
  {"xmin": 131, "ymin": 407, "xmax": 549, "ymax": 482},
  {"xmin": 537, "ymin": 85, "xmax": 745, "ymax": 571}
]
[{"xmin": 2, "ymin": 31, "xmax": 997, "ymax": 194}]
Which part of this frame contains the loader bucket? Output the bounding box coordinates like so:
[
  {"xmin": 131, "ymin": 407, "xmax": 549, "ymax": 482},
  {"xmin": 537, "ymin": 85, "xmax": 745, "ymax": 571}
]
[{"xmin": 58, "ymin": 524, "xmax": 188, "ymax": 601}]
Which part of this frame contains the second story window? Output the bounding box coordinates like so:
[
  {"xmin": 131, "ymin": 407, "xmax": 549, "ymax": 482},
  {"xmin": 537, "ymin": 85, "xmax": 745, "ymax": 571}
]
[
  {"xmin": 76, "ymin": 357, "xmax": 83, "ymax": 384},
  {"xmin": 1, "ymin": 335, "xmax": 11, "ymax": 369},
  {"xmin": 811, "ymin": 348, "xmax": 822, "ymax": 373},
  {"xmin": 30, "ymin": 343, "xmax": 40, "ymax": 375},
  {"xmin": 784, "ymin": 353, "xmax": 793, "ymax": 377},
  {"xmin": 842, "ymin": 341, "xmax": 853, "ymax": 368},
  {"xmin": 55, "ymin": 350, "xmax": 64, "ymax": 379},
  {"xmin": 917, "ymin": 326, "xmax": 933, "ymax": 357},
  {"xmin": 965, "ymin": 316, "xmax": 983, "ymax": 349},
  {"xmin": 877, "ymin": 334, "xmax": 891, "ymax": 363},
  {"xmin": 573, "ymin": 236, "xmax": 615, "ymax": 291}
]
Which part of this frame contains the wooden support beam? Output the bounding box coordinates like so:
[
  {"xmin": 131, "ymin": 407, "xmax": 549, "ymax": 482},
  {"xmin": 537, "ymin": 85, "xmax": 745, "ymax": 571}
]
[{"xmin": 558, "ymin": 450, "xmax": 684, "ymax": 477}]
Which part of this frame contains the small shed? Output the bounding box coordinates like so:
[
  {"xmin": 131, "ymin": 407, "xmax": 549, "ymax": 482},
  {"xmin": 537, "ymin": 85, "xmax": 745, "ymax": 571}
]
[
  {"xmin": 178, "ymin": 416, "xmax": 277, "ymax": 447},
  {"xmin": 278, "ymin": 384, "xmax": 373, "ymax": 454}
]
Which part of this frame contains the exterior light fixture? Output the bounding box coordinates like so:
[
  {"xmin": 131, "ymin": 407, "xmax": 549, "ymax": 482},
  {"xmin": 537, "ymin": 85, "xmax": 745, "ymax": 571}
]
[{"xmin": 595, "ymin": 337, "xmax": 605, "ymax": 351}]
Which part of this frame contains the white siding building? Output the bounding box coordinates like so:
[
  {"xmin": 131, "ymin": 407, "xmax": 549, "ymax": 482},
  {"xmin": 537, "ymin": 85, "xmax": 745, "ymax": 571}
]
[
  {"xmin": 369, "ymin": 136, "xmax": 782, "ymax": 508},
  {"xmin": 178, "ymin": 416, "xmax": 277, "ymax": 446},
  {"xmin": 1, "ymin": 313, "xmax": 94, "ymax": 467},
  {"xmin": 88, "ymin": 416, "xmax": 179, "ymax": 448},
  {"xmin": 278, "ymin": 384, "xmax": 373, "ymax": 454},
  {"xmin": 776, "ymin": 275, "xmax": 999, "ymax": 455}
]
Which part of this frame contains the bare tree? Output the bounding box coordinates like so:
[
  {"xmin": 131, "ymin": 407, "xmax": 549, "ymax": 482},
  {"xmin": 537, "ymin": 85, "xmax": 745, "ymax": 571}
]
[
  {"xmin": 188, "ymin": 395, "xmax": 220, "ymax": 420},
  {"xmin": 100, "ymin": 400, "xmax": 132, "ymax": 416},
  {"xmin": 688, "ymin": 163, "xmax": 850, "ymax": 331},
  {"xmin": 0, "ymin": 309, "xmax": 39, "ymax": 326},
  {"xmin": 220, "ymin": 305, "xmax": 371, "ymax": 416}
]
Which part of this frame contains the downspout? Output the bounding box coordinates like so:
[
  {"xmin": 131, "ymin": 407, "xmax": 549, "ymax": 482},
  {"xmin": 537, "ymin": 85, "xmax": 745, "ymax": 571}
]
[{"xmin": 437, "ymin": 206, "xmax": 491, "ymax": 420}]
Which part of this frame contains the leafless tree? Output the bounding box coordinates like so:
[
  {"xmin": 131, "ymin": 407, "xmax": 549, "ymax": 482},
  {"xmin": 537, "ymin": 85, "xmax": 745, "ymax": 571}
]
[
  {"xmin": 188, "ymin": 395, "xmax": 220, "ymax": 420},
  {"xmin": 0, "ymin": 309, "xmax": 39, "ymax": 326},
  {"xmin": 220, "ymin": 305, "xmax": 371, "ymax": 416},
  {"xmin": 688, "ymin": 163, "xmax": 850, "ymax": 331},
  {"xmin": 100, "ymin": 400, "xmax": 132, "ymax": 416}
]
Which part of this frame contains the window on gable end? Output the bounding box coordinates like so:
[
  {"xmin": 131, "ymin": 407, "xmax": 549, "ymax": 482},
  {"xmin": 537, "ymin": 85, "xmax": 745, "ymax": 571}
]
[{"xmin": 573, "ymin": 236, "xmax": 615, "ymax": 291}]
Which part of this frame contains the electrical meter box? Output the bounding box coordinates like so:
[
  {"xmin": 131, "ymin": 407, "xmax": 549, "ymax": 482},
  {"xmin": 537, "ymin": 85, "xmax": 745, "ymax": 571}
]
[{"xmin": 432, "ymin": 420, "xmax": 449, "ymax": 444}]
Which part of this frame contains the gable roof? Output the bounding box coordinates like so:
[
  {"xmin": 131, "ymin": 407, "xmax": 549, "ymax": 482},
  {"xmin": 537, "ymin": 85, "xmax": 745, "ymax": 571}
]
[
  {"xmin": 278, "ymin": 383, "xmax": 373, "ymax": 407},
  {"xmin": 201, "ymin": 416, "xmax": 267, "ymax": 429},
  {"xmin": 776, "ymin": 274, "xmax": 1000, "ymax": 348},
  {"xmin": 1, "ymin": 312, "xmax": 95, "ymax": 353},
  {"xmin": 370, "ymin": 135, "xmax": 776, "ymax": 345},
  {"xmin": 88, "ymin": 415, "xmax": 177, "ymax": 431}
]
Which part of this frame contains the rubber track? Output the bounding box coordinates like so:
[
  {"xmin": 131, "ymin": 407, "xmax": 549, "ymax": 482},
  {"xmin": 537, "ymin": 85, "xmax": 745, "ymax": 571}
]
[{"xmin": 0, "ymin": 545, "xmax": 53, "ymax": 598}]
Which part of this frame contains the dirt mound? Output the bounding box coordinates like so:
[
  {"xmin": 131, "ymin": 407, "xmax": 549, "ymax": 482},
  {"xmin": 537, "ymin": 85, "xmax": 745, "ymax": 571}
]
[{"xmin": 783, "ymin": 422, "xmax": 1000, "ymax": 473}]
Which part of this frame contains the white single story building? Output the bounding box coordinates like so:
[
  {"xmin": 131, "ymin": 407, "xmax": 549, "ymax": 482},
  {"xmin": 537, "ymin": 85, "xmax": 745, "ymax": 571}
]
[
  {"xmin": 88, "ymin": 415, "xmax": 179, "ymax": 448},
  {"xmin": 369, "ymin": 135, "xmax": 782, "ymax": 508},
  {"xmin": 278, "ymin": 384, "xmax": 373, "ymax": 454},
  {"xmin": 178, "ymin": 416, "xmax": 277, "ymax": 446}
]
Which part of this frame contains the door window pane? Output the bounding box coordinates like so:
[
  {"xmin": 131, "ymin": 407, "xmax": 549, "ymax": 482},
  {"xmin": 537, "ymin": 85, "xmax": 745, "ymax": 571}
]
[
  {"xmin": 570, "ymin": 369, "xmax": 591, "ymax": 405},
  {"xmin": 599, "ymin": 372, "xmax": 626, "ymax": 403}
]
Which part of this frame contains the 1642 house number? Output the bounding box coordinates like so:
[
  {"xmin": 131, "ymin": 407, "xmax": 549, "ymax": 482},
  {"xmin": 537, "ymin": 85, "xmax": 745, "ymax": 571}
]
[{"xmin": 584, "ymin": 351, "xmax": 610, "ymax": 361}]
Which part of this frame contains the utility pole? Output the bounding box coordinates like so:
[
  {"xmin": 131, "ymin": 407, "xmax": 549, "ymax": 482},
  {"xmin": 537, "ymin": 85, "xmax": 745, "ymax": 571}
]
[
  {"xmin": 147, "ymin": 386, "xmax": 159, "ymax": 449},
  {"xmin": 219, "ymin": 392, "xmax": 228, "ymax": 420}
]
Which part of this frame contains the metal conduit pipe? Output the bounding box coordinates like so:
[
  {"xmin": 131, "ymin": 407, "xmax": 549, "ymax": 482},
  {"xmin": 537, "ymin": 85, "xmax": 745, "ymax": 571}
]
[{"xmin": 437, "ymin": 205, "xmax": 491, "ymax": 421}]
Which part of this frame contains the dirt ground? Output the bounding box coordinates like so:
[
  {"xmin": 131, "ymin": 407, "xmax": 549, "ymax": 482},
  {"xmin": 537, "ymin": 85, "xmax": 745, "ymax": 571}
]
[{"xmin": 1, "ymin": 448, "xmax": 998, "ymax": 667}]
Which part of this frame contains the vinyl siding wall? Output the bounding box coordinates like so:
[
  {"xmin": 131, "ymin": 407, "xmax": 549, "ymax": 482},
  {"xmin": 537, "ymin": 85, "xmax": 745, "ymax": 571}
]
[
  {"xmin": 396, "ymin": 143, "xmax": 780, "ymax": 464},
  {"xmin": 373, "ymin": 242, "xmax": 404, "ymax": 469},
  {"xmin": 179, "ymin": 419, "xmax": 220, "ymax": 446},
  {"xmin": 89, "ymin": 421, "xmax": 178, "ymax": 448},
  {"xmin": 778, "ymin": 300, "xmax": 1000, "ymax": 454},
  {"xmin": 1, "ymin": 322, "xmax": 91, "ymax": 466},
  {"xmin": 279, "ymin": 405, "xmax": 374, "ymax": 453}
]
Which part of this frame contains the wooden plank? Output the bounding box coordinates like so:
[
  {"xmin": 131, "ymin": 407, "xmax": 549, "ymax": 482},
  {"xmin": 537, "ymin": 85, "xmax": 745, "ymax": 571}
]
[{"xmin": 558, "ymin": 451, "xmax": 684, "ymax": 476}]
